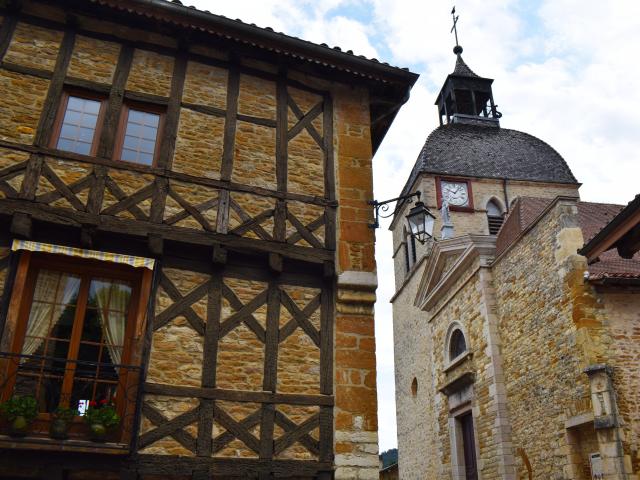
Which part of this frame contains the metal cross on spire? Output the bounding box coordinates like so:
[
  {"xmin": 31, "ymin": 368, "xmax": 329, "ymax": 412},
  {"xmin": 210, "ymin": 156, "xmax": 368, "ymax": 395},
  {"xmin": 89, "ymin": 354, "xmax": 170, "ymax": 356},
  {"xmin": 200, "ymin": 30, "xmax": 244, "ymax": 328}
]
[{"xmin": 451, "ymin": 6, "xmax": 460, "ymax": 48}]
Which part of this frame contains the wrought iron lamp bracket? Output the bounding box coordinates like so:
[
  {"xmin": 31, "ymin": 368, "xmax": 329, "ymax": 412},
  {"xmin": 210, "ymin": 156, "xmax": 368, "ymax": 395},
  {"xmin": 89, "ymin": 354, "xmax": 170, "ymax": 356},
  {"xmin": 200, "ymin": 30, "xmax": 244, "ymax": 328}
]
[{"xmin": 368, "ymin": 191, "xmax": 421, "ymax": 229}]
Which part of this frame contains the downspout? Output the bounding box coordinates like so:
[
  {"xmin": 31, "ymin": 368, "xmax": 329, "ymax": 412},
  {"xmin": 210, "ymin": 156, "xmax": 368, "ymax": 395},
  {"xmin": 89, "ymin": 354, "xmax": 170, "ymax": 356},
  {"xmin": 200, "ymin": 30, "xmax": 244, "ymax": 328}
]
[{"xmin": 502, "ymin": 178, "xmax": 509, "ymax": 213}]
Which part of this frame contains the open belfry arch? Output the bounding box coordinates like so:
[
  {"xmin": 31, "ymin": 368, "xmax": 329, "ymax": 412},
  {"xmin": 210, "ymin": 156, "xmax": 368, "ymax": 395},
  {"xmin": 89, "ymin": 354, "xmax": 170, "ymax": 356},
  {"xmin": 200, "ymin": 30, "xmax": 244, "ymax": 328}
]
[{"xmin": 0, "ymin": 0, "xmax": 418, "ymax": 478}]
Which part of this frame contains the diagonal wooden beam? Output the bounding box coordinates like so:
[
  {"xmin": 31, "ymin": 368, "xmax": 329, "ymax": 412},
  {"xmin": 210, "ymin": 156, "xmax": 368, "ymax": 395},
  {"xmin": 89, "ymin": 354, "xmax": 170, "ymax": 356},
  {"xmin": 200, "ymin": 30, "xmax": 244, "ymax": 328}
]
[
  {"xmin": 214, "ymin": 405, "xmax": 261, "ymax": 454},
  {"xmin": 286, "ymin": 211, "xmax": 324, "ymax": 249},
  {"xmin": 286, "ymin": 215, "xmax": 325, "ymax": 246},
  {"xmin": 229, "ymin": 208, "xmax": 275, "ymax": 237},
  {"xmin": 287, "ymin": 95, "xmax": 323, "ymax": 149},
  {"xmin": 219, "ymin": 286, "xmax": 268, "ymax": 342},
  {"xmin": 213, "ymin": 409, "xmax": 262, "ymax": 454},
  {"xmin": 229, "ymin": 197, "xmax": 273, "ymax": 241},
  {"xmin": 274, "ymin": 410, "xmax": 320, "ymax": 456},
  {"xmin": 167, "ymin": 186, "xmax": 213, "ymax": 231},
  {"xmin": 40, "ymin": 162, "xmax": 87, "ymax": 211},
  {"xmin": 102, "ymin": 175, "xmax": 149, "ymax": 220},
  {"xmin": 157, "ymin": 273, "xmax": 206, "ymax": 333},
  {"xmin": 287, "ymin": 101, "xmax": 323, "ymax": 143},
  {"xmin": 101, "ymin": 181, "xmax": 154, "ymax": 219},
  {"xmin": 154, "ymin": 278, "xmax": 209, "ymax": 335},
  {"xmin": 279, "ymin": 291, "xmax": 321, "ymax": 347},
  {"xmin": 164, "ymin": 197, "xmax": 218, "ymax": 226},
  {"xmin": 139, "ymin": 402, "xmax": 199, "ymax": 452},
  {"xmin": 36, "ymin": 174, "xmax": 93, "ymax": 205},
  {"xmin": 273, "ymin": 412, "xmax": 320, "ymax": 456}
]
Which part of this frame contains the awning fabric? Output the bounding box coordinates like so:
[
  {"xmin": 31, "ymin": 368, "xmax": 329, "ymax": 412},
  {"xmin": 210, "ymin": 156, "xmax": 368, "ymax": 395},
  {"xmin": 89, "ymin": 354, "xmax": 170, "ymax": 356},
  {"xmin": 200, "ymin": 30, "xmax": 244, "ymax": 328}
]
[{"xmin": 11, "ymin": 240, "xmax": 155, "ymax": 270}]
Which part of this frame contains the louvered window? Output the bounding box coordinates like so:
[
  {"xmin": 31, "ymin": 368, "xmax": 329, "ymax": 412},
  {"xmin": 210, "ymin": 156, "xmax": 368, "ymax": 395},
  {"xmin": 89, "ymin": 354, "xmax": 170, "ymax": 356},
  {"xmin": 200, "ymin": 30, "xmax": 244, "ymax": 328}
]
[{"xmin": 487, "ymin": 200, "xmax": 504, "ymax": 235}]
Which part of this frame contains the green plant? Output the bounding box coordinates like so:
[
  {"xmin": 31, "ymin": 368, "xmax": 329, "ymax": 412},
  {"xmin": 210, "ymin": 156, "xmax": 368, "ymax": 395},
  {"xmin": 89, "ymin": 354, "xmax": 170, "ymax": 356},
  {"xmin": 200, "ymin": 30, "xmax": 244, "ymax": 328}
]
[
  {"xmin": 83, "ymin": 401, "xmax": 120, "ymax": 429},
  {"xmin": 52, "ymin": 405, "xmax": 78, "ymax": 423},
  {"xmin": 0, "ymin": 395, "xmax": 38, "ymax": 422}
]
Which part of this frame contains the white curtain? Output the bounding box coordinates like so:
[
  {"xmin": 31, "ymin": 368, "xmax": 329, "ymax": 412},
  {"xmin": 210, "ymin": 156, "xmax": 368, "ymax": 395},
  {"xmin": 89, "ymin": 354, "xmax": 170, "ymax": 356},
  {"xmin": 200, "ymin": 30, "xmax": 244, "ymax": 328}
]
[
  {"xmin": 93, "ymin": 281, "xmax": 130, "ymax": 366},
  {"xmin": 21, "ymin": 272, "xmax": 80, "ymax": 357}
]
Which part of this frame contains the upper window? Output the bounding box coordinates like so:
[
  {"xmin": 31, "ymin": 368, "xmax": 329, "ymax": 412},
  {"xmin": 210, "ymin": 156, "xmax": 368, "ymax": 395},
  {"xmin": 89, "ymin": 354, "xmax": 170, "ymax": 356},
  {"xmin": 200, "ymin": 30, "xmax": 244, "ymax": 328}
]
[
  {"xmin": 52, "ymin": 92, "xmax": 106, "ymax": 156},
  {"xmin": 115, "ymin": 105, "xmax": 162, "ymax": 166},
  {"xmin": 52, "ymin": 91, "xmax": 163, "ymax": 166},
  {"xmin": 449, "ymin": 328, "xmax": 467, "ymax": 360}
]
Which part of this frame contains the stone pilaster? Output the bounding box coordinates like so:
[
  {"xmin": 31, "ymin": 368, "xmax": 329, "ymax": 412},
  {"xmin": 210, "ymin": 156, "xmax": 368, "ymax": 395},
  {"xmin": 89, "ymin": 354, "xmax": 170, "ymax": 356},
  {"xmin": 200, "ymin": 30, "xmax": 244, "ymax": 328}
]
[{"xmin": 334, "ymin": 271, "xmax": 379, "ymax": 480}]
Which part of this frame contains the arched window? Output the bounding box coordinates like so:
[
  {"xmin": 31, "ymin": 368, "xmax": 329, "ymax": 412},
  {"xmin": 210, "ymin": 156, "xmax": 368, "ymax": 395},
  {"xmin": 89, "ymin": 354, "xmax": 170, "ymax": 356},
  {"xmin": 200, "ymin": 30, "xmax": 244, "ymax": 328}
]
[
  {"xmin": 486, "ymin": 199, "xmax": 504, "ymax": 235},
  {"xmin": 449, "ymin": 329, "xmax": 467, "ymax": 360}
]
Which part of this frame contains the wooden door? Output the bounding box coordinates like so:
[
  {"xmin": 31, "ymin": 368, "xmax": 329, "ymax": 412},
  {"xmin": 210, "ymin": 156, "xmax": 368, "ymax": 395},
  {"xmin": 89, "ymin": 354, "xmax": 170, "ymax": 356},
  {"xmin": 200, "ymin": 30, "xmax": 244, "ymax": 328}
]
[{"xmin": 460, "ymin": 412, "xmax": 478, "ymax": 480}]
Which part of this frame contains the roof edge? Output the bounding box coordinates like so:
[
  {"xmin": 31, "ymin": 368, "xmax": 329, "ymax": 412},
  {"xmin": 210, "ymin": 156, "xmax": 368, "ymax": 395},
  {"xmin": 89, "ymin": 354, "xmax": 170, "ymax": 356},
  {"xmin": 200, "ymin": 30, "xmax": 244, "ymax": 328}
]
[{"xmin": 88, "ymin": 0, "xmax": 419, "ymax": 86}]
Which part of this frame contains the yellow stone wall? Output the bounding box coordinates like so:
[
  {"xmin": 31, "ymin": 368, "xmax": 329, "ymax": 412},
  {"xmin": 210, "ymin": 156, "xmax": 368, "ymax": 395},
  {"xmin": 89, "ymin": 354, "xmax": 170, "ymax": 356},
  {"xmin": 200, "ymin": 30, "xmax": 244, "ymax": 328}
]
[
  {"xmin": 599, "ymin": 290, "xmax": 640, "ymax": 474},
  {"xmin": 67, "ymin": 35, "xmax": 120, "ymax": 85},
  {"xmin": 0, "ymin": 247, "xmax": 9, "ymax": 300},
  {"xmin": 0, "ymin": 70, "xmax": 49, "ymax": 144},
  {"xmin": 4, "ymin": 22, "xmax": 62, "ymax": 71},
  {"xmin": 492, "ymin": 200, "xmax": 592, "ymax": 478}
]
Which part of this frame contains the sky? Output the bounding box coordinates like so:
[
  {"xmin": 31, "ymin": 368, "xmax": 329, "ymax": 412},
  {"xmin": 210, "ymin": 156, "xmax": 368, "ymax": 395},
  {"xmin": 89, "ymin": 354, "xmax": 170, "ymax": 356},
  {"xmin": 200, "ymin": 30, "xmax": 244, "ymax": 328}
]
[{"xmin": 189, "ymin": 0, "xmax": 640, "ymax": 452}]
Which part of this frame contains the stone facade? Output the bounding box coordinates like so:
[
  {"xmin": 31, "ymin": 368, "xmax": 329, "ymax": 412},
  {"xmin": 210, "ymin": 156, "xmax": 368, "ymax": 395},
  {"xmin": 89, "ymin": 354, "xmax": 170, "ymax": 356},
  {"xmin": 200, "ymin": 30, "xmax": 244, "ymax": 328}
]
[
  {"xmin": 0, "ymin": 1, "xmax": 417, "ymax": 478},
  {"xmin": 392, "ymin": 192, "xmax": 640, "ymax": 480}
]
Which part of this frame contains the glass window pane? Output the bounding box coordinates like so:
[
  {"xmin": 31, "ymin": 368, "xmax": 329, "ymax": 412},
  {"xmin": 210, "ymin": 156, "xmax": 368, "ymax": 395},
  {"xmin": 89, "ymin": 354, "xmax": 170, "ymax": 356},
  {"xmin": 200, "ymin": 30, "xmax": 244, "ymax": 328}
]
[
  {"xmin": 119, "ymin": 108, "xmax": 160, "ymax": 164},
  {"xmin": 142, "ymin": 125, "xmax": 157, "ymax": 139},
  {"xmin": 128, "ymin": 110, "xmax": 144, "ymax": 124},
  {"xmin": 121, "ymin": 149, "xmax": 137, "ymax": 162},
  {"xmin": 56, "ymin": 96, "xmax": 101, "ymax": 155},
  {"xmin": 123, "ymin": 135, "xmax": 139, "ymax": 150},
  {"xmin": 74, "ymin": 141, "xmax": 92, "ymax": 156},
  {"xmin": 138, "ymin": 153, "xmax": 153, "ymax": 165},
  {"xmin": 140, "ymin": 139, "xmax": 155, "ymax": 153}
]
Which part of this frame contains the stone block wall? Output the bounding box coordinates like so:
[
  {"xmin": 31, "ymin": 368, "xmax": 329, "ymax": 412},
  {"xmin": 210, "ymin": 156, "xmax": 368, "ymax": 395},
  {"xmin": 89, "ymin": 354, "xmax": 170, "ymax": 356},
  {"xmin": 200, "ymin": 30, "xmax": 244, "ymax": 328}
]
[
  {"xmin": 492, "ymin": 199, "xmax": 593, "ymax": 478},
  {"xmin": 599, "ymin": 290, "xmax": 640, "ymax": 474}
]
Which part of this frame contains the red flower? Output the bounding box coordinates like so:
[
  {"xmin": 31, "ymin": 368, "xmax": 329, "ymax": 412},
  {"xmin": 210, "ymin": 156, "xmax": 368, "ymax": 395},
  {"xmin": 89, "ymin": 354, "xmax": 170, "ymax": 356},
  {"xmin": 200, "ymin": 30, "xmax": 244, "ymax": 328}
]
[
  {"xmin": 89, "ymin": 401, "xmax": 97, "ymax": 407},
  {"xmin": 100, "ymin": 399, "xmax": 108, "ymax": 405}
]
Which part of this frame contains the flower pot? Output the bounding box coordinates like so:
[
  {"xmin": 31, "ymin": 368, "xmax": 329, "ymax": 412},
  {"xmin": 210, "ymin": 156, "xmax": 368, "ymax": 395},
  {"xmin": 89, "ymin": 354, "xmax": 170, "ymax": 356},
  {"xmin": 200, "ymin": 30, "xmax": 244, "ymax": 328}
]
[
  {"xmin": 88, "ymin": 422, "xmax": 107, "ymax": 442},
  {"xmin": 8, "ymin": 415, "xmax": 30, "ymax": 437},
  {"xmin": 49, "ymin": 418, "xmax": 70, "ymax": 440}
]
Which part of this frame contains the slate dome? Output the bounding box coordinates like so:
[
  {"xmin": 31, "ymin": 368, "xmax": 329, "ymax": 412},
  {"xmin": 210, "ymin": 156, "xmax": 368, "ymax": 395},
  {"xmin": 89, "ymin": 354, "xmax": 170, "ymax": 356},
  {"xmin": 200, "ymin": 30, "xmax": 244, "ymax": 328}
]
[{"xmin": 400, "ymin": 123, "xmax": 578, "ymax": 197}]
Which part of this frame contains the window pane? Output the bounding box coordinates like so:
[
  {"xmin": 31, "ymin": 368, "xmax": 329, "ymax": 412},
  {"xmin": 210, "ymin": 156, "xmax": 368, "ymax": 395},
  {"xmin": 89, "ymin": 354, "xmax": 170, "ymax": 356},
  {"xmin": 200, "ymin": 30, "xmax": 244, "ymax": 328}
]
[
  {"xmin": 119, "ymin": 108, "xmax": 160, "ymax": 164},
  {"xmin": 56, "ymin": 96, "xmax": 101, "ymax": 155}
]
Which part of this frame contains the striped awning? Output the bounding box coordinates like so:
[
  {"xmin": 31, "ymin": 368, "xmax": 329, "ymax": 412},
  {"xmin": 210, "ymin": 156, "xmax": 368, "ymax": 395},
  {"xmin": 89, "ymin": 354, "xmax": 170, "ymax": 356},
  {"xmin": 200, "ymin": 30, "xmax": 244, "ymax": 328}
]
[{"xmin": 11, "ymin": 240, "xmax": 155, "ymax": 270}]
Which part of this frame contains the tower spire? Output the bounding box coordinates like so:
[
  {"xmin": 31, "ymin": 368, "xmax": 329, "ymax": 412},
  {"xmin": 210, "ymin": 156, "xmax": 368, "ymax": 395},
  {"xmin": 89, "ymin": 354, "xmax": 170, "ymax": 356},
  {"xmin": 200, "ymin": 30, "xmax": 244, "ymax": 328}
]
[{"xmin": 435, "ymin": 6, "xmax": 502, "ymax": 127}]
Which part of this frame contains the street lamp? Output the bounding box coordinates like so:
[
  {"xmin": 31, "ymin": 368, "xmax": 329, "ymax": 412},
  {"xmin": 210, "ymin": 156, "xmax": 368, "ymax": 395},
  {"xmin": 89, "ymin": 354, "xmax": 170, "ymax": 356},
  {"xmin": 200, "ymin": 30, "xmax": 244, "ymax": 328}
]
[{"xmin": 368, "ymin": 191, "xmax": 436, "ymax": 243}]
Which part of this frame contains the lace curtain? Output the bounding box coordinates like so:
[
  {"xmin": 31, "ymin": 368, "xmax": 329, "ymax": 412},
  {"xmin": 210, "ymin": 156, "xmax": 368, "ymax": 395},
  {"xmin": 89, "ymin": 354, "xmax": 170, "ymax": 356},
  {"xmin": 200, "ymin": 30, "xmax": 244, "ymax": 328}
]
[{"xmin": 21, "ymin": 271, "xmax": 80, "ymax": 357}]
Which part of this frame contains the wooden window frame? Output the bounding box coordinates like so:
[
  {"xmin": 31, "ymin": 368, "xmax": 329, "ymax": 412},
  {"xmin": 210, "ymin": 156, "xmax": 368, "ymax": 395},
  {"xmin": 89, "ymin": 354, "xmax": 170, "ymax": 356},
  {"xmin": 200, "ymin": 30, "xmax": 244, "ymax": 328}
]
[
  {"xmin": 50, "ymin": 89, "xmax": 108, "ymax": 157},
  {"xmin": 436, "ymin": 176, "xmax": 474, "ymax": 212},
  {"xmin": 0, "ymin": 252, "xmax": 153, "ymax": 445},
  {"xmin": 112, "ymin": 100, "xmax": 165, "ymax": 168}
]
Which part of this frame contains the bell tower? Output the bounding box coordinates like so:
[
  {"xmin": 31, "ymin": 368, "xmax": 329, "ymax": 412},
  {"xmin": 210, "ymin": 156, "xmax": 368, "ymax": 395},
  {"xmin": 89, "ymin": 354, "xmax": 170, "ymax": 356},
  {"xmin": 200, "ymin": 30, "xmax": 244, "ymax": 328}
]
[{"xmin": 435, "ymin": 9, "xmax": 501, "ymax": 126}]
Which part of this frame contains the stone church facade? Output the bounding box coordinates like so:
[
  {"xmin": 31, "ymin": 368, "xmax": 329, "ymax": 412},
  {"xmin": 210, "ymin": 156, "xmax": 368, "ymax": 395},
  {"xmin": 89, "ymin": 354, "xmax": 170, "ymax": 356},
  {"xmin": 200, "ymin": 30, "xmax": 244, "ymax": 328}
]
[
  {"xmin": 391, "ymin": 49, "xmax": 640, "ymax": 479},
  {"xmin": 0, "ymin": 1, "xmax": 418, "ymax": 478}
]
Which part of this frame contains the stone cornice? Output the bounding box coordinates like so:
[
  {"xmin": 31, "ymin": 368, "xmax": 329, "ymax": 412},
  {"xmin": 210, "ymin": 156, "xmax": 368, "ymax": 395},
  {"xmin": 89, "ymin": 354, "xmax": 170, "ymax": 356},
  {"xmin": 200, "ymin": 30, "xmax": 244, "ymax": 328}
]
[{"xmin": 415, "ymin": 235, "xmax": 496, "ymax": 312}]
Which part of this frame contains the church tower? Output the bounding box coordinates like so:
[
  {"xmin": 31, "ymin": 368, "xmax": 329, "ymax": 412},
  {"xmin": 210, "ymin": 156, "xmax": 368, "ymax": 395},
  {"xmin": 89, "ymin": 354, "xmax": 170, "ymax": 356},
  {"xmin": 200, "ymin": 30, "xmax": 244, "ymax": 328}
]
[{"xmin": 389, "ymin": 28, "xmax": 582, "ymax": 479}]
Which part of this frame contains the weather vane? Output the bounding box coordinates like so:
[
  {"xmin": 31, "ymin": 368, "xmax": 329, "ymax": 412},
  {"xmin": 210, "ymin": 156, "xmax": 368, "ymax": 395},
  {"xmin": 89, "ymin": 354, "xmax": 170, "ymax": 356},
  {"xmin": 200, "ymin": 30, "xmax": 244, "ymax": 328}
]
[{"xmin": 451, "ymin": 6, "xmax": 462, "ymax": 52}]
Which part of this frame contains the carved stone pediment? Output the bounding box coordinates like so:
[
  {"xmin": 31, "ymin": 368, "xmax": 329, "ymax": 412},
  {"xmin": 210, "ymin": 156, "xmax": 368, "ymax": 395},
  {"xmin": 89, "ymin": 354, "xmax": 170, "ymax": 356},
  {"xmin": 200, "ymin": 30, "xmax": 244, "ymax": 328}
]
[{"xmin": 414, "ymin": 235, "xmax": 496, "ymax": 312}]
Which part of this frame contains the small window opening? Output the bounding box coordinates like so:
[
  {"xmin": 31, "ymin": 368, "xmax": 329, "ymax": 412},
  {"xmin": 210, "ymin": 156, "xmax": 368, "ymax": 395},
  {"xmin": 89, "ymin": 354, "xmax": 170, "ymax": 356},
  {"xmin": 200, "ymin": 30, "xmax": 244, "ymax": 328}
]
[
  {"xmin": 449, "ymin": 329, "xmax": 467, "ymax": 360},
  {"xmin": 411, "ymin": 377, "xmax": 418, "ymax": 397},
  {"xmin": 487, "ymin": 200, "xmax": 504, "ymax": 235}
]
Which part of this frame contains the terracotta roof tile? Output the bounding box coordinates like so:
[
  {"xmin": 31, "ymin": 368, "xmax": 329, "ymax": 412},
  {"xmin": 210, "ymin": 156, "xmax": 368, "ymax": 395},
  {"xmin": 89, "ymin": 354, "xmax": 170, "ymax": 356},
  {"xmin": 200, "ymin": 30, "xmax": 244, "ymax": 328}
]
[
  {"xmin": 496, "ymin": 197, "xmax": 640, "ymax": 279},
  {"xmin": 577, "ymin": 202, "xmax": 640, "ymax": 280}
]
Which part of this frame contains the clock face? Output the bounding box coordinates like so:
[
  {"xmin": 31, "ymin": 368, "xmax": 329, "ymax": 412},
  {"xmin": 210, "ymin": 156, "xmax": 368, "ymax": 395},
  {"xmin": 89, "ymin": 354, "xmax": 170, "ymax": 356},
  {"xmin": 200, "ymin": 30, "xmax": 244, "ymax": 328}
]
[{"xmin": 441, "ymin": 181, "xmax": 469, "ymax": 207}]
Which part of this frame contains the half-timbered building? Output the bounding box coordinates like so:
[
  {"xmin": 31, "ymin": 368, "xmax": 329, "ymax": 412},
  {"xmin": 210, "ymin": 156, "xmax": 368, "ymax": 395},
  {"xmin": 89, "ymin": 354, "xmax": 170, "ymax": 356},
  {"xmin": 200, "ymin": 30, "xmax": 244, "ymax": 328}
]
[{"xmin": 0, "ymin": 1, "xmax": 418, "ymax": 478}]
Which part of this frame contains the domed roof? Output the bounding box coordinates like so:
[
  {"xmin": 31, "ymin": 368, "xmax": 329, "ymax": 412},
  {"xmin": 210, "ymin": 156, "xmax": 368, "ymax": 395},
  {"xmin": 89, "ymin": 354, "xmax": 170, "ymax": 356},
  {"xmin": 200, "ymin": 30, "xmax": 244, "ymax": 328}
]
[{"xmin": 400, "ymin": 123, "xmax": 578, "ymax": 197}]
